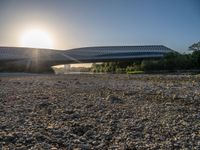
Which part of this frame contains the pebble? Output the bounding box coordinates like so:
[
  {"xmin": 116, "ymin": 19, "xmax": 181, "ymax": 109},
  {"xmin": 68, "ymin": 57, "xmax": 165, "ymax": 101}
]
[{"xmin": 106, "ymin": 95, "xmax": 124, "ymax": 104}]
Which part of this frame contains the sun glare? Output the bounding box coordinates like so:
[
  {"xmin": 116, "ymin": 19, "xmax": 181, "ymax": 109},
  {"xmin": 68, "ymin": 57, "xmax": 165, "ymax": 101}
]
[{"xmin": 21, "ymin": 29, "xmax": 53, "ymax": 49}]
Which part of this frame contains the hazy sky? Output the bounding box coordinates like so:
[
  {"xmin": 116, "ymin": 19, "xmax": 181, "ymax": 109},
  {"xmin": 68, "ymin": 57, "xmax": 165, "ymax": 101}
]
[{"xmin": 0, "ymin": 0, "xmax": 199, "ymax": 52}]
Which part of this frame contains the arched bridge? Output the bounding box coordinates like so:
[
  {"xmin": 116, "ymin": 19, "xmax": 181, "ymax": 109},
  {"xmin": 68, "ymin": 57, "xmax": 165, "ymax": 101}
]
[{"xmin": 0, "ymin": 45, "xmax": 176, "ymax": 72}]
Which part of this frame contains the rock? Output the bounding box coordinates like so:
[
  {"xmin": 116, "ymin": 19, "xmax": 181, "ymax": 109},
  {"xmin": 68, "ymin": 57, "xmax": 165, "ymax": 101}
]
[
  {"xmin": 3, "ymin": 133, "xmax": 16, "ymax": 143},
  {"xmin": 70, "ymin": 112, "xmax": 81, "ymax": 119},
  {"xmin": 106, "ymin": 95, "xmax": 124, "ymax": 104},
  {"xmin": 34, "ymin": 132, "xmax": 46, "ymax": 142},
  {"xmin": 71, "ymin": 125, "xmax": 89, "ymax": 136},
  {"xmin": 13, "ymin": 81, "xmax": 21, "ymax": 84},
  {"xmin": 102, "ymin": 131, "xmax": 113, "ymax": 141},
  {"xmin": 63, "ymin": 109, "xmax": 75, "ymax": 114},
  {"xmin": 84, "ymin": 130, "xmax": 95, "ymax": 138},
  {"xmin": 96, "ymin": 143, "xmax": 106, "ymax": 149},
  {"xmin": 37, "ymin": 101, "xmax": 51, "ymax": 109},
  {"xmin": 75, "ymin": 81, "xmax": 81, "ymax": 85},
  {"xmin": 123, "ymin": 91, "xmax": 137, "ymax": 96},
  {"xmin": 79, "ymin": 144, "xmax": 91, "ymax": 150}
]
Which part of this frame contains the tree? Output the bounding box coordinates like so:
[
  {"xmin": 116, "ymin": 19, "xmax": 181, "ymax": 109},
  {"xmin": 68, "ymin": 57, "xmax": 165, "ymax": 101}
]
[
  {"xmin": 191, "ymin": 51, "xmax": 200, "ymax": 68},
  {"xmin": 189, "ymin": 41, "xmax": 200, "ymax": 51}
]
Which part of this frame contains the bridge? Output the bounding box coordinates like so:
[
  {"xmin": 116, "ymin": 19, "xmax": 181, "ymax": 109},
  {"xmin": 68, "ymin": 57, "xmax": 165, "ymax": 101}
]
[{"xmin": 0, "ymin": 45, "xmax": 175, "ymax": 72}]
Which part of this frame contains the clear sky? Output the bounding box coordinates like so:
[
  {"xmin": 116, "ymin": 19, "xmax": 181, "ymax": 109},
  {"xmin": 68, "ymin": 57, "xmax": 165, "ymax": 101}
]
[{"xmin": 0, "ymin": 0, "xmax": 199, "ymax": 52}]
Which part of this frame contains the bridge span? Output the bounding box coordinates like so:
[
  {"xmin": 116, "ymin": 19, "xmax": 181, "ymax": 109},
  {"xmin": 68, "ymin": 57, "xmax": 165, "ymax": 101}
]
[{"xmin": 0, "ymin": 45, "xmax": 175, "ymax": 72}]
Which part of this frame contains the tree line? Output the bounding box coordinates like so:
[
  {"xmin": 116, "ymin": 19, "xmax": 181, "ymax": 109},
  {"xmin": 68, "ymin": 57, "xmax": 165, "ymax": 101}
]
[{"xmin": 91, "ymin": 43, "xmax": 200, "ymax": 73}]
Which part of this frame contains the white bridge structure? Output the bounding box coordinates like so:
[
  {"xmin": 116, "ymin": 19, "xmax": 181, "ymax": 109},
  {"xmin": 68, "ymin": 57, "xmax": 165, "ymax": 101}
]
[{"xmin": 0, "ymin": 45, "xmax": 175, "ymax": 72}]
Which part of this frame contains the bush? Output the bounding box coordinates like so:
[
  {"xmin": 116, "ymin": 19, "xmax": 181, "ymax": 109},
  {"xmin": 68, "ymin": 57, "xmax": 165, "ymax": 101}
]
[
  {"xmin": 116, "ymin": 68, "xmax": 126, "ymax": 74},
  {"xmin": 91, "ymin": 51, "xmax": 200, "ymax": 73}
]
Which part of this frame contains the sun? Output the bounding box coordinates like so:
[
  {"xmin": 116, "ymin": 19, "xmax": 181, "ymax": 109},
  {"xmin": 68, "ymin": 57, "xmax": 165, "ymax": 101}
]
[{"xmin": 21, "ymin": 28, "xmax": 53, "ymax": 49}]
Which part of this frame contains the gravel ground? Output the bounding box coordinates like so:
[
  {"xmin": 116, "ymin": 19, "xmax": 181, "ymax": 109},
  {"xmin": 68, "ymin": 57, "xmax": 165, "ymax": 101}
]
[{"xmin": 0, "ymin": 74, "xmax": 200, "ymax": 150}]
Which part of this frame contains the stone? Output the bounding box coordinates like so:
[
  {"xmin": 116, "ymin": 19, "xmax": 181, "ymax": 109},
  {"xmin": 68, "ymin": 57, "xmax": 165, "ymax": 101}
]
[{"xmin": 106, "ymin": 95, "xmax": 124, "ymax": 104}]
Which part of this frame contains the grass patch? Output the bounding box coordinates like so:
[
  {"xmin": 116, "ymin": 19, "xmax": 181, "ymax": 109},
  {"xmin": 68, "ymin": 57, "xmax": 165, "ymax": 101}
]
[{"xmin": 127, "ymin": 71, "xmax": 144, "ymax": 74}]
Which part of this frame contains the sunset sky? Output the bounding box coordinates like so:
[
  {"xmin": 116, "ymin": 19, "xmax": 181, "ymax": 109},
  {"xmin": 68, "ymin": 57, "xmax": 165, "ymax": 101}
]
[{"xmin": 0, "ymin": 0, "xmax": 199, "ymax": 52}]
